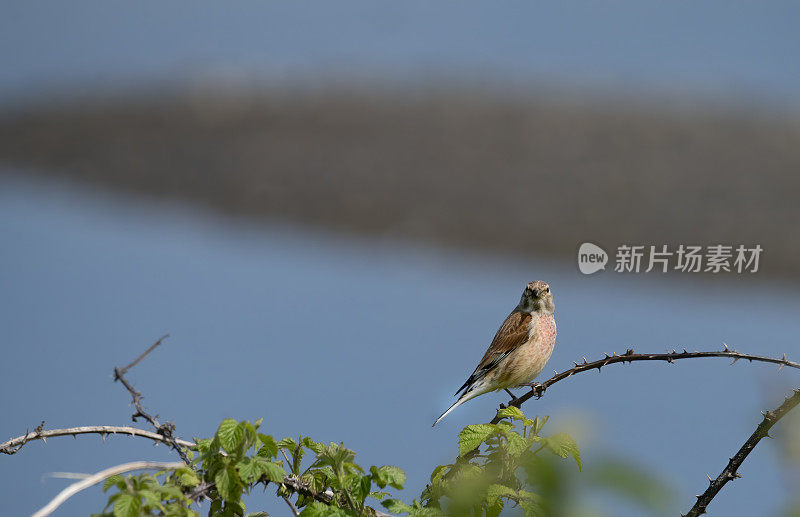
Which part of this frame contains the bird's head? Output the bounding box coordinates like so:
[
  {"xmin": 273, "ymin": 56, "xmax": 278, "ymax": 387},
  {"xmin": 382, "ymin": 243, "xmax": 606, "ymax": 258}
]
[{"xmin": 518, "ymin": 280, "xmax": 554, "ymax": 314}]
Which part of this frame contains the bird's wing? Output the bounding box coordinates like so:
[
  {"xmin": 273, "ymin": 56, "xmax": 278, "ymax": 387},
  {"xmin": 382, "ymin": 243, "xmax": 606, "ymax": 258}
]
[{"xmin": 454, "ymin": 310, "xmax": 532, "ymax": 395}]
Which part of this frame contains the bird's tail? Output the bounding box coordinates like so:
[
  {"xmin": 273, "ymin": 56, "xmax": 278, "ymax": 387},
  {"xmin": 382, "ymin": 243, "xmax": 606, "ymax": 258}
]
[{"xmin": 432, "ymin": 388, "xmax": 482, "ymax": 427}]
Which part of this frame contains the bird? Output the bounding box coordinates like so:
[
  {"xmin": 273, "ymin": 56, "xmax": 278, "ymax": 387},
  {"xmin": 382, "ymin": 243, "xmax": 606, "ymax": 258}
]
[{"xmin": 432, "ymin": 280, "xmax": 556, "ymax": 426}]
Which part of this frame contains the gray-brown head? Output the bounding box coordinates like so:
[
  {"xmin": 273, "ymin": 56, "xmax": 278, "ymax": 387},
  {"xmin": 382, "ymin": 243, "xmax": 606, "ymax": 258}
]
[{"xmin": 518, "ymin": 280, "xmax": 554, "ymax": 314}]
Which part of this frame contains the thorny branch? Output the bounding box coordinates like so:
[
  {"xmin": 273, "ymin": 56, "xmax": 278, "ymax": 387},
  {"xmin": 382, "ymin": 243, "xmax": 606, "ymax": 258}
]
[
  {"xmin": 0, "ymin": 425, "xmax": 195, "ymax": 455},
  {"xmin": 112, "ymin": 334, "xmax": 192, "ymax": 464},
  {"xmin": 684, "ymin": 388, "xmax": 800, "ymax": 517},
  {"xmin": 492, "ymin": 344, "xmax": 800, "ymax": 424}
]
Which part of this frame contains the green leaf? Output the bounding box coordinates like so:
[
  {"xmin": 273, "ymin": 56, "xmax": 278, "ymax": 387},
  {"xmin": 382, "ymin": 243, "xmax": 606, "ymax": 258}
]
[
  {"xmin": 139, "ymin": 489, "xmax": 163, "ymax": 508},
  {"xmin": 178, "ymin": 469, "xmax": 200, "ymax": 488},
  {"xmin": 542, "ymin": 433, "xmax": 581, "ymax": 470},
  {"xmin": 103, "ymin": 474, "xmax": 125, "ymax": 492},
  {"xmin": 504, "ymin": 431, "xmax": 529, "ymax": 457},
  {"xmin": 217, "ymin": 419, "xmax": 245, "ymax": 454},
  {"xmin": 301, "ymin": 436, "xmax": 326, "ymax": 455},
  {"xmin": 215, "ymin": 465, "xmax": 242, "ymax": 502},
  {"xmin": 368, "ymin": 491, "xmax": 391, "ymax": 500},
  {"xmin": 485, "ymin": 484, "xmax": 516, "ymax": 507},
  {"xmin": 257, "ymin": 434, "xmax": 279, "ymax": 458},
  {"xmin": 530, "ymin": 416, "xmax": 549, "ymax": 436},
  {"xmin": 370, "ymin": 465, "xmax": 406, "ymax": 489},
  {"xmin": 257, "ymin": 458, "xmax": 287, "ymax": 483},
  {"xmin": 194, "ymin": 438, "xmax": 213, "ymax": 453},
  {"xmin": 237, "ymin": 458, "xmax": 263, "ymax": 484},
  {"xmin": 429, "ymin": 464, "xmax": 449, "ymax": 486},
  {"xmin": 113, "ymin": 493, "xmax": 140, "ymax": 517},
  {"xmin": 245, "ymin": 513, "xmax": 269, "ymax": 517},
  {"xmin": 300, "ymin": 501, "xmax": 353, "ymax": 516},
  {"xmin": 277, "ymin": 437, "xmax": 298, "ymax": 453},
  {"xmin": 458, "ymin": 424, "xmax": 497, "ymax": 456},
  {"xmin": 496, "ymin": 406, "xmax": 526, "ymax": 422},
  {"xmin": 382, "ymin": 499, "xmax": 415, "ymax": 514}
]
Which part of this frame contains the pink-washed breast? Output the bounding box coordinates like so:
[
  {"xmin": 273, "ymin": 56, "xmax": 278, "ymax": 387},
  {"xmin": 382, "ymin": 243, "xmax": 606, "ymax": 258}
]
[{"xmin": 495, "ymin": 313, "xmax": 557, "ymax": 388}]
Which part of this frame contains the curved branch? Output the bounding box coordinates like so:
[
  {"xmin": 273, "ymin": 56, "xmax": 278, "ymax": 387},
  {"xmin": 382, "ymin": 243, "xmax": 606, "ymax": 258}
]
[
  {"xmin": 684, "ymin": 388, "xmax": 800, "ymax": 516},
  {"xmin": 491, "ymin": 346, "xmax": 800, "ymax": 423},
  {"xmin": 0, "ymin": 425, "xmax": 195, "ymax": 455},
  {"xmin": 32, "ymin": 460, "xmax": 185, "ymax": 517}
]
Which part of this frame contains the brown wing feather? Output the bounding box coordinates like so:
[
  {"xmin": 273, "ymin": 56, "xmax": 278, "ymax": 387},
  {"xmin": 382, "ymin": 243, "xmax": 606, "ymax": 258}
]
[{"xmin": 454, "ymin": 310, "xmax": 532, "ymax": 395}]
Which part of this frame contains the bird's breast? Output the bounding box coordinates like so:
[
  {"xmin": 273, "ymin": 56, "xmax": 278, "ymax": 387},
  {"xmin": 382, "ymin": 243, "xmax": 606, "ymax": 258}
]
[{"xmin": 497, "ymin": 313, "xmax": 556, "ymax": 388}]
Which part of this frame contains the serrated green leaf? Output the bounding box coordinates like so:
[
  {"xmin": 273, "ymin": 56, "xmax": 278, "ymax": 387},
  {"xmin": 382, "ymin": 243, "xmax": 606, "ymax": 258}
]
[
  {"xmin": 458, "ymin": 424, "xmax": 497, "ymax": 456},
  {"xmin": 103, "ymin": 474, "xmax": 125, "ymax": 492},
  {"xmin": 504, "ymin": 431, "xmax": 529, "ymax": 457},
  {"xmin": 369, "ymin": 465, "xmax": 406, "ymax": 489},
  {"xmin": 194, "ymin": 438, "xmax": 213, "ymax": 453},
  {"xmin": 156, "ymin": 484, "xmax": 185, "ymax": 501},
  {"xmin": 542, "ymin": 433, "xmax": 581, "ymax": 470},
  {"xmin": 429, "ymin": 464, "xmax": 450, "ymax": 486},
  {"xmin": 217, "ymin": 419, "xmax": 245, "ymax": 454},
  {"xmin": 256, "ymin": 458, "xmax": 286, "ymax": 483},
  {"xmin": 277, "ymin": 437, "xmax": 298, "ymax": 453},
  {"xmin": 368, "ymin": 491, "xmax": 391, "ymax": 500},
  {"xmin": 113, "ymin": 493, "xmax": 140, "ymax": 517},
  {"xmin": 299, "ymin": 501, "xmax": 353, "ymax": 516},
  {"xmin": 178, "ymin": 469, "xmax": 200, "ymax": 488},
  {"xmin": 215, "ymin": 465, "xmax": 242, "ymax": 502},
  {"xmin": 257, "ymin": 434, "xmax": 279, "ymax": 458},
  {"xmin": 496, "ymin": 406, "xmax": 526, "ymax": 422},
  {"xmin": 485, "ymin": 484, "xmax": 517, "ymax": 507},
  {"xmin": 382, "ymin": 499, "xmax": 415, "ymax": 514},
  {"xmin": 301, "ymin": 436, "xmax": 325, "ymax": 455},
  {"xmin": 139, "ymin": 489, "xmax": 163, "ymax": 508},
  {"xmin": 237, "ymin": 458, "xmax": 263, "ymax": 484}
]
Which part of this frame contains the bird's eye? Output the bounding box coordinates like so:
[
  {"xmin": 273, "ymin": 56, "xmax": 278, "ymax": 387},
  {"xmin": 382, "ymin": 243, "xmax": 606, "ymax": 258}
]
[{"xmin": 545, "ymin": 287, "xmax": 550, "ymax": 293}]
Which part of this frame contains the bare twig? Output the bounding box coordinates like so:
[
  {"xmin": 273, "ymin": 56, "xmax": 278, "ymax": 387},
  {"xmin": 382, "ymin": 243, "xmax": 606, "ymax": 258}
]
[
  {"xmin": 283, "ymin": 495, "xmax": 300, "ymax": 516},
  {"xmin": 0, "ymin": 425, "xmax": 194, "ymax": 455},
  {"xmin": 684, "ymin": 388, "xmax": 800, "ymax": 516},
  {"xmin": 32, "ymin": 460, "xmax": 185, "ymax": 517},
  {"xmin": 117, "ymin": 334, "xmax": 169, "ymax": 376},
  {"xmin": 492, "ymin": 346, "xmax": 800, "ymax": 424},
  {"xmin": 113, "ymin": 336, "xmax": 191, "ymax": 464}
]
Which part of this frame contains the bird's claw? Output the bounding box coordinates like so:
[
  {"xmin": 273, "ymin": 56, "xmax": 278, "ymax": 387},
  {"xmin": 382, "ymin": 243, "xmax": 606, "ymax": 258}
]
[{"xmin": 523, "ymin": 382, "xmax": 546, "ymax": 399}]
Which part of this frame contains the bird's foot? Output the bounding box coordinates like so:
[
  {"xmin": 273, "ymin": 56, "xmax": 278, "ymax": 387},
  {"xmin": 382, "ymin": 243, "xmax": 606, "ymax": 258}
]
[{"xmin": 522, "ymin": 382, "xmax": 546, "ymax": 399}]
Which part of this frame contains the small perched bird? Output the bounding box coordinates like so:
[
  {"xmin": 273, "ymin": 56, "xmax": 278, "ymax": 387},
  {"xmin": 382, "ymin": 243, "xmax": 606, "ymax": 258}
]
[{"xmin": 433, "ymin": 281, "xmax": 556, "ymax": 426}]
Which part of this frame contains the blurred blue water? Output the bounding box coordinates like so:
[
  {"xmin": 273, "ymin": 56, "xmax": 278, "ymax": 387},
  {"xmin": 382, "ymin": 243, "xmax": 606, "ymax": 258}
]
[
  {"xmin": 2, "ymin": 172, "xmax": 800, "ymax": 516},
  {"xmin": 2, "ymin": 1, "xmax": 800, "ymax": 109}
]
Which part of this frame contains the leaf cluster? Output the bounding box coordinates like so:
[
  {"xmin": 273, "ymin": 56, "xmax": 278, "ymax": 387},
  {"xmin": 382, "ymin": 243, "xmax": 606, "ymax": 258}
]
[{"xmin": 392, "ymin": 406, "xmax": 580, "ymax": 517}]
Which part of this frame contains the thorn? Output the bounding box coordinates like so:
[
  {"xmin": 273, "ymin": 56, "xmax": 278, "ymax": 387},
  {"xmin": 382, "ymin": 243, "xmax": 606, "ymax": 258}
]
[
  {"xmin": 553, "ymin": 369, "xmax": 558, "ymax": 376},
  {"xmin": 730, "ymin": 357, "xmax": 739, "ymax": 366},
  {"xmin": 722, "ymin": 342, "xmax": 729, "ymax": 351},
  {"xmin": 706, "ymin": 473, "xmax": 713, "ymax": 483},
  {"xmin": 667, "ymin": 357, "xmax": 674, "ymax": 363},
  {"xmin": 779, "ymin": 363, "xmax": 785, "ymax": 372},
  {"xmin": 573, "ymin": 361, "xmax": 579, "ymax": 367},
  {"xmin": 583, "ymin": 356, "xmax": 588, "ymax": 363},
  {"xmin": 41, "ymin": 436, "xmax": 46, "ymax": 444},
  {"xmin": 683, "ymin": 348, "xmax": 688, "ymax": 354}
]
